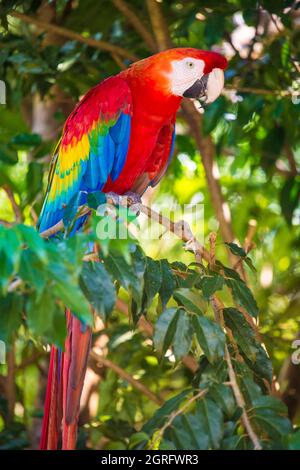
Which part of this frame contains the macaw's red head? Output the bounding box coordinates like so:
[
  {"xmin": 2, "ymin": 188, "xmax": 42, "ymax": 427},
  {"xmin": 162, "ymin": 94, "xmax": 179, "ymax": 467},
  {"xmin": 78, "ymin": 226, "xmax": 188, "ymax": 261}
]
[{"xmin": 129, "ymin": 48, "xmax": 228, "ymax": 105}]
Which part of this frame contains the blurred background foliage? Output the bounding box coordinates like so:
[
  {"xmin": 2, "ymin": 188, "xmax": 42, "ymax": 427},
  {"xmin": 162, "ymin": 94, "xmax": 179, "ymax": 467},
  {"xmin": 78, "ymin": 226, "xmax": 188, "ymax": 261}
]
[{"xmin": 0, "ymin": 0, "xmax": 299, "ymax": 450}]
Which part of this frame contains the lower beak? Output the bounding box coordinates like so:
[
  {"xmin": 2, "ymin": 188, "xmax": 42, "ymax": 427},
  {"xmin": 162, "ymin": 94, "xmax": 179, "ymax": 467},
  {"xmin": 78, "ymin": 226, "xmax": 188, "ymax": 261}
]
[
  {"xmin": 183, "ymin": 68, "xmax": 224, "ymax": 104},
  {"xmin": 183, "ymin": 75, "xmax": 208, "ymax": 99}
]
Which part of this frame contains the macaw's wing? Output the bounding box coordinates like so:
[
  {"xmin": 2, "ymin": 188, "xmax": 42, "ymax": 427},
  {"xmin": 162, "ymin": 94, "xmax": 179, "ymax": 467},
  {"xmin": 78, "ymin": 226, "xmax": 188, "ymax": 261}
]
[
  {"xmin": 38, "ymin": 76, "xmax": 132, "ymax": 233},
  {"xmin": 131, "ymin": 119, "xmax": 176, "ymax": 195}
]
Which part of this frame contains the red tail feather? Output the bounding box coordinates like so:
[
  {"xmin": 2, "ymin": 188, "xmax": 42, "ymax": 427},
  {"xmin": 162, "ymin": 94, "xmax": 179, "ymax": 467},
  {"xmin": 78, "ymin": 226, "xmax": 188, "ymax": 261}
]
[{"xmin": 40, "ymin": 310, "xmax": 92, "ymax": 450}]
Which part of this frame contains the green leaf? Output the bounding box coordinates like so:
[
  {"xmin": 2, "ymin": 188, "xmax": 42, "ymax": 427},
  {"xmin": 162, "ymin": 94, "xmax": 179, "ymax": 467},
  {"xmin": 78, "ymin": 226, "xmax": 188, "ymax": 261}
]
[
  {"xmin": 225, "ymin": 310, "xmax": 273, "ymax": 383},
  {"xmin": 225, "ymin": 243, "xmax": 256, "ymax": 273},
  {"xmin": 222, "ymin": 435, "xmax": 250, "ymax": 450},
  {"xmin": 26, "ymin": 289, "xmax": 55, "ymax": 336},
  {"xmin": 252, "ymin": 396, "xmax": 288, "ymax": 414},
  {"xmin": 167, "ymin": 413, "xmax": 209, "ymax": 450},
  {"xmin": 159, "ymin": 259, "xmax": 175, "ymax": 308},
  {"xmin": 252, "ymin": 396, "xmax": 292, "ymax": 440},
  {"xmin": 130, "ymin": 245, "xmax": 146, "ymax": 314},
  {"xmin": 26, "ymin": 162, "xmax": 43, "ymax": 203},
  {"xmin": 128, "ymin": 432, "xmax": 149, "ymax": 450},
  {"xmin": 201, "ymin": 274, "xmax": 224, "ymax": 300},
  {"xmin": 49, "ymin": 304, "xmax": 67, "ymax": 348},
  {"xmin": 195, "ymin": 398, "xmax": 224, "ymax": 448},
  {"xmin": 19, "ymin": 250, "xmax": 46, "ymax": 294},
  {"xmin": 209, "ymin": 384, "xmax": 236, "ymax": 419},
  {"xmin": 0, "ymin": 226, "xmax": 21, "ymax": 285},
  {"xmin": 11, "ymin": 133, "xmax": 42, "ymax": 149},
  {"xmin": 104, "ymin": 248, "xmax": 143, "ymax": 318},
  {"xmin": 280, "ymin": 178, "xmax": 300, "ymax": 225},
  {"xmin": 143, "ymin": 389, "xmax": 191, "ymax": 435},
  {"xmin": 172, "ymin": 309, "xmax": 193, "ymax": 360},
  {"xmin": 0, "ymin": 293, "xmax": 22, "ymax": 343},
  {"xmin": 285, "ymin": 430, "xmax": 300, "ymax": 450},
  {"xmin": 192, "ymin": 315, "xmax": 225, "ymax": 363},
  {"xmin": 194, "ymin": 357, "xmax": 228, "ymax": 389},
  {"xmin": 173, "ymin": 288, "xmax": 204, "ymax": 314},
  {"xmin": 166, "ymin": 398, "xmax": 223, "ymax": 450},
  {"xmin": 53, "ymin": 281, "xmax": 92, "ymax": 325},
  {"xmin": 244, "ymin": 257, "xmax": 257, "ymax": 274},
  {"xmin": 225, "ymin": 278, "xmax": 259, "ymax": 317},
  {"xmin": 104, "ymin": 250, "xmax": 136, "ymax": 290},
  {"xmin": 143, "ymin": 257, "xmax": 162, "ymax": 309},
  {"xmin": 223, "ymin": 308, "xmax": 258, "ymax": 360},
  {"xmin": 225, "ymin": 242, "xmax": 247, "ymax": 258},
  {"xmin": 153, "ymin": 308, "xmax": 179, "ymax": 358},
  {"xmin": 0, "ymin": 143, "xmax": 18, "ymax": 164},
  {"xmin": 80, "ymin": 262, "xmax": 116, "ymax": 321},
  {"xmin": 246, "ymin": 343, "xmax": 273, "ymax": 384},
  {"xmin": 17, "ymin": 224, "xmax": 47, "ymax": 262}
]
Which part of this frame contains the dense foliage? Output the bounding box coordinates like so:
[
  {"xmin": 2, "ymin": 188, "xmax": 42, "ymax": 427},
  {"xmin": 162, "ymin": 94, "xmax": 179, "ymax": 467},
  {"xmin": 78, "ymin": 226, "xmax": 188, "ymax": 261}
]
[{"xmin": 0, "ymin": 0, "xmax": 299, "ymax": 450}]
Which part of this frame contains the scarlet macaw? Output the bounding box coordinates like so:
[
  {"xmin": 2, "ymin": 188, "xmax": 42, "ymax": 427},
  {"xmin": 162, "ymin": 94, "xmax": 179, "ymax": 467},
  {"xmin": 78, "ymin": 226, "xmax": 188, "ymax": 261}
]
[{"xmin": 38, "ymin": 48, "xmax": 227, "ymax": 450}]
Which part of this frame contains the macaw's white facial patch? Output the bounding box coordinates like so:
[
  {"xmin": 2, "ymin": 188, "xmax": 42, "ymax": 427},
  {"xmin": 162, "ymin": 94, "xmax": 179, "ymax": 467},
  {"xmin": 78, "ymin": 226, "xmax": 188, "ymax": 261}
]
[
  {"xmin": 167, "ymin": 57, "xmax": 205, "ymax": 96},
  {"xmin": 205, "ymin": 68, "xmax": 224, "ymax": 103}
]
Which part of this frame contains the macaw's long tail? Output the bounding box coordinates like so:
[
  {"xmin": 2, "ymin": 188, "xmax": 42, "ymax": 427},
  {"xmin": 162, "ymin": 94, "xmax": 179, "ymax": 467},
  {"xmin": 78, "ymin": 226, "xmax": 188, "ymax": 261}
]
[{"xmin": 40, "ymin": 310, "xmax": 92, "ymax": 450}]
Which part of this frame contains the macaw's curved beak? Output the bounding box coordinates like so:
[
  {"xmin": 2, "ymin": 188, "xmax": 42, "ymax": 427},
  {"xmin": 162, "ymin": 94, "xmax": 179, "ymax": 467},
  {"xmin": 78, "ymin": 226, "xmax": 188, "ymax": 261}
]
[{"xmin": 183, "ymin": 68, "xmax": 224, "ymax": 104}]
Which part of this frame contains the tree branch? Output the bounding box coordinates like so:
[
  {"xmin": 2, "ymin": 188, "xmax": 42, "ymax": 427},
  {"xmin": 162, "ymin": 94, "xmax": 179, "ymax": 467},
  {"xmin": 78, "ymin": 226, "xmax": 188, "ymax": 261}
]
[
  {"xmin": 285, "ymin": 143, "xmax": 298, "ymax": 175},
  {"xmin": 146, "ymin": 0, "xmax": 172, "ymax": 51},
  {"xmin": 2, "ymin": 185, "xmax": 23, "ymax": 223},
  {"xmin": 225, "ymin": 343, "xmax": 262, "ymax": 449},
  {"xmin": 112, "ymin": 0, "xmax": 157, "ymax": 52},
  {"xmin": 10, "ymin": 11, "xmax": 138, "ymax": 61},
  {"xmin": 6, "ymin": 341, "xmax": 16, "ymax": 425},
  {"xmin": 226, "ymin": 86, "xmax": 298, "ymax": 97}
]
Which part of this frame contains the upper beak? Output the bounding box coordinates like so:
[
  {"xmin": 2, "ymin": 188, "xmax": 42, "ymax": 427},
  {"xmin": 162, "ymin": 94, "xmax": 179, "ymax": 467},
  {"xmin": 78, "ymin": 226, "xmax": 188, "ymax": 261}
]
[{"xmin": 183, "ymin": 68, "xmax": 224, "ymax": 104}]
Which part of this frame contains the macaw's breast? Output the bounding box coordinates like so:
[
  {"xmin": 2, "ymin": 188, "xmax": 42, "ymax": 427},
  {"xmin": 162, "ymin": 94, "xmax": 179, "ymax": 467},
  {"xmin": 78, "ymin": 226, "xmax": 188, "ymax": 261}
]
[{"xmin": 103, "ymin": 73, "xmax": 181, "ymax": 194}]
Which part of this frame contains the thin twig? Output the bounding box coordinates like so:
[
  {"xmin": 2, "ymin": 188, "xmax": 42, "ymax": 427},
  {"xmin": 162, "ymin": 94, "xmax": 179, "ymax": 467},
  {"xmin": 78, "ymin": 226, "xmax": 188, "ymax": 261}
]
[
  {"xmin": 17, "ymin": 351, "xmax": 46, "ymax": 370},
  {"xmin": 285, "ymin": 143, "xmax": 298, "ymax": 175},
  {"xmin": 2, "ymin": 185, "xmax": 23, "ymax": 223},
  {"xmin": 210, "ymin": 295, "xmax": 262, "ymax": 450},
  {"xmin": 146, "ymin": 0, "xmax": 172, "ymax": 51},
  {"xmin": 149, "ymin": 388, "xmax": 208, "ymax": 449},
  {"xmin": 10, "ymin": 11, "xmax": 138, "ymax": 61},
  {"xmin": 209, "ymin": 232, "xmax": 217, "ymax": 269},
  {"xmin": 225, "ymin": 85, "xmax": 299, "ymax": 97},
  {"xmin": 225, "ymin": 344, "xmax": 262, "ymax": 450},
  {"xmin": 39, "ymin": 205, "xmax": 90, "ymax": 238},
  {"xmin": 90, "ymin": 350, "xmax": 164, "ymax": 406},
  {"xmin": 6, "ymin": 341, "xmax": 16, "ymax": 425}
]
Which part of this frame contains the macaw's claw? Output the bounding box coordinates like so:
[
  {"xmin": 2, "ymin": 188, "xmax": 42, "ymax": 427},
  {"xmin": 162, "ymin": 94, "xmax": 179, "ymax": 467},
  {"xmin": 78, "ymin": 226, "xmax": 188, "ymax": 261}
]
[
  {"xmin": 124, "ymin": 191, "xmax": 142, "ymax": 206},
  {"xmin": 105, "ymin": 191, "xmax": 121, "ymax": 206},
  {"xmin": 122, "ymin": 191, "xmax": 141, "ymax": 215},
  {"xmin": 105, "ymin": 191, "xmax": 141, "ymax": 214}
]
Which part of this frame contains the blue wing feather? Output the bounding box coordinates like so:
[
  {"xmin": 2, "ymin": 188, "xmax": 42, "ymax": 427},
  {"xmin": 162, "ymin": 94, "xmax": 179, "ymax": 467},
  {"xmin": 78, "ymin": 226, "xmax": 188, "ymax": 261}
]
[{"xmin": 38, "ymin": 77, "xmax": 132, "ymax": 234}]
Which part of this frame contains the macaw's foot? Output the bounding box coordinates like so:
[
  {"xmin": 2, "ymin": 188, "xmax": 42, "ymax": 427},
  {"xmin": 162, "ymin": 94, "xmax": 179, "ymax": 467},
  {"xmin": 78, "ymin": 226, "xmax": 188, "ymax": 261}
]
[
  {"xmin": 124, "ymin": 191, "xmax": 142, "ymax": 206},
  {"xmin": 123, "ymin": 191, "xmax": 142, "ymax": 215},
  {"xmin": 105, "ymin": 191, "xmax": 121, "ymax": 206},
  {"xmin": 105, "ymin": 191, "xmax": 141, "ymax": 214}
]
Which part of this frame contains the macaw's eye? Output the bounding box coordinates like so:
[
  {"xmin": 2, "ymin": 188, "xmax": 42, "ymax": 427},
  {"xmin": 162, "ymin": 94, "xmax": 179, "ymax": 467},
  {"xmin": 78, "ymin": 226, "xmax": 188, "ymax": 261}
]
[{"xmin": 186, "ymin": 61, "xmax": 195, "ymax": 69}]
